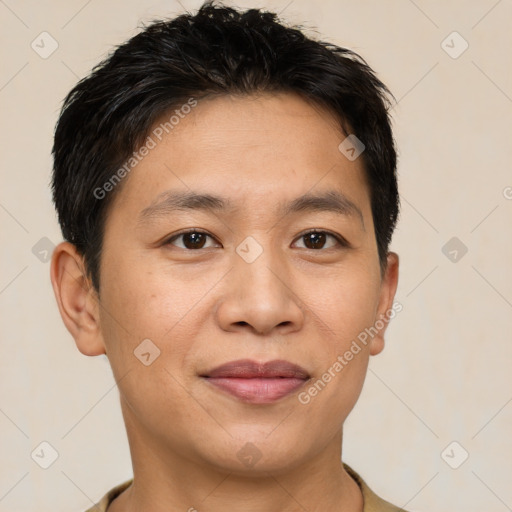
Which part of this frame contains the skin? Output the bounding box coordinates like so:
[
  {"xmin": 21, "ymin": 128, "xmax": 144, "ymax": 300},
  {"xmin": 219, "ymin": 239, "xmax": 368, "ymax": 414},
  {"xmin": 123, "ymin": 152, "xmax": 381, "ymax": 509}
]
[{"xmin": 51, "ymin": 92, "xmax": 399, "ymax": 512}]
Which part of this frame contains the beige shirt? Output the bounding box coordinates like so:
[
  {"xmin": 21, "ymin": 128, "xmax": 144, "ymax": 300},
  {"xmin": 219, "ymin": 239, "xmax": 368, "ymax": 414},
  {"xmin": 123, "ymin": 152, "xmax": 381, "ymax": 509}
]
[{"xmin": 85, "ymin": 464, "xmax": 407, "ymax": 511}]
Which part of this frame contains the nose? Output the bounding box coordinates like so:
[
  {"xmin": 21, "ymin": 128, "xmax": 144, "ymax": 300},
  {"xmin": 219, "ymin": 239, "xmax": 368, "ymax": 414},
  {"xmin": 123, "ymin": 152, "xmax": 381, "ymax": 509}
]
[{"xmin": 215, "ymin": 245, "xmax": 305, "ymax": 336}]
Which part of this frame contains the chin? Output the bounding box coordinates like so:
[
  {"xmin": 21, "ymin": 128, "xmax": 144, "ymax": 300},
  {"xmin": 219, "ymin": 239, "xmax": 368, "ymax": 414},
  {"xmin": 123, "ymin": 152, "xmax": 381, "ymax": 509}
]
[{"xmin": 195, "ymin": 432, "xmax": 308, "ymax": 476}]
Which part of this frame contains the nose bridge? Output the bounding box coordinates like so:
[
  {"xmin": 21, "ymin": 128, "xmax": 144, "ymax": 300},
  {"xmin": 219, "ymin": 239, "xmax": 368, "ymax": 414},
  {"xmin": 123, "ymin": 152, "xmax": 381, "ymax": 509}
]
[
  {"xmin": 235, "ymin": 237, "xmax": 288, "ymax": 300},
  {"xmin": 215, "ymin": 235, "xmax": 304, "ymax": 335}
]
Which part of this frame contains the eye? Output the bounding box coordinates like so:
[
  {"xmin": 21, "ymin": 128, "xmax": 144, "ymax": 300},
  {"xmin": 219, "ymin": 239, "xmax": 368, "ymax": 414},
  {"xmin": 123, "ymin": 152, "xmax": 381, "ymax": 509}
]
[
  {"xmin": 163, "ymin": 229, "xmax": 348, "ymax": 251},
  {"xmin": 164, "ymin": 229, "xmax": 220, "ymax": 250},
  {"xmin": 293, "ymin": 230, "xmax": 348, "ymax": 250}
]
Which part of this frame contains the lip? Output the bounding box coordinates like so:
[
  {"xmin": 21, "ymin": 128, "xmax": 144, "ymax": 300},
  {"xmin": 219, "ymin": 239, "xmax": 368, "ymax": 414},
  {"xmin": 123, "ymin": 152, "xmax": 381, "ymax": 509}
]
[{"xmin": 200, "ymin": 359, "xmax": 310, "ymax": 404}]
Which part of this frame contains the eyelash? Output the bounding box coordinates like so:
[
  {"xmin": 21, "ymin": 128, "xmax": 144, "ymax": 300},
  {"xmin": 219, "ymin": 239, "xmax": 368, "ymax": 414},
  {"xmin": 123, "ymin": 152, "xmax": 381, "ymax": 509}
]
[{"xmin": 163, "ymin": 228, "xmax": 349, "ymax": 250}]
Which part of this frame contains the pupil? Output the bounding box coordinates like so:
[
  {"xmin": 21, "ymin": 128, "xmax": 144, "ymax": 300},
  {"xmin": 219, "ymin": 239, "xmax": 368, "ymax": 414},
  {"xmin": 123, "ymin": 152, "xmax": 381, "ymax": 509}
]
[
  {"xmin": 184, "ymin": 233, "xmax": 205, "ymax": 249},
  {"xmin": 306, "ymin": 232, "xmax": 325, "ymax": 249}
]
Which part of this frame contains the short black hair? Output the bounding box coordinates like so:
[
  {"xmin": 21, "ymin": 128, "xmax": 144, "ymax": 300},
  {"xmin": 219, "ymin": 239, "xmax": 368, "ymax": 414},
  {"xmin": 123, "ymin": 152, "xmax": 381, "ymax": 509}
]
[{"xmin": 52, "ymin": 1, "xmax": 399, "ymax": 292}]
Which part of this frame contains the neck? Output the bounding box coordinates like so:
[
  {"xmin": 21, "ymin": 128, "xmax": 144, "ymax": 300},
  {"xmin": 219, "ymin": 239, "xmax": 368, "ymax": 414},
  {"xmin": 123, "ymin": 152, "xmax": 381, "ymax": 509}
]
[{"xmin": 109, "ymin": 402, "xmax": 363, "ymax": 512}]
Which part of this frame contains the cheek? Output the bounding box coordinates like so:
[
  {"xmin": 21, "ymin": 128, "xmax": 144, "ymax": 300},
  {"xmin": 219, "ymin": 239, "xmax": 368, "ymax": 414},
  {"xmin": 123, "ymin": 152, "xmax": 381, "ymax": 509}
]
[
  {"xmin": 98, "ymin": 257, "xmax": 215, "ymax": 372},
  {"xmin": 100, "ymin": 259, "xmax": 175, "ymax": 333},
  {"xmin": 298, "ymin": 265, "xmax": 379, "ymax": 406},
  {"xmin": 309, "ymin": 264, "xmax": 380, "ymax": 348},
  {"xmin": 97, "ymin": 264, "xmax": 209, "ymax": 438}
]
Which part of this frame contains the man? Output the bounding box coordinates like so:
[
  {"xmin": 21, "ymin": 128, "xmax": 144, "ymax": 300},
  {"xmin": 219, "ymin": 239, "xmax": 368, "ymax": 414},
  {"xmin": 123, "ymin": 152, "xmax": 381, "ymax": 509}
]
[{"xmin": 50, "ymin": 2, "xmax": 404, "ymax": 510}]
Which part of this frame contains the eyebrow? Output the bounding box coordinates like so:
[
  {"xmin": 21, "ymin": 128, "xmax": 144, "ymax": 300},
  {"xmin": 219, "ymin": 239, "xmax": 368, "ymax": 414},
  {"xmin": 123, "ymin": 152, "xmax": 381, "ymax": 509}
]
[{"xmin": 138, "ymin": 189, "xmax": 365, "ymax": 230}]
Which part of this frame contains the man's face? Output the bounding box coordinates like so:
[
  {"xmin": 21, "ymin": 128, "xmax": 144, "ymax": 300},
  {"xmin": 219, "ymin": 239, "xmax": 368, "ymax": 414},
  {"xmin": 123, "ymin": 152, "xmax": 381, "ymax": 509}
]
[{"xmin": 94, "ymin": 92, "xmax": 398, "ymax": 472}]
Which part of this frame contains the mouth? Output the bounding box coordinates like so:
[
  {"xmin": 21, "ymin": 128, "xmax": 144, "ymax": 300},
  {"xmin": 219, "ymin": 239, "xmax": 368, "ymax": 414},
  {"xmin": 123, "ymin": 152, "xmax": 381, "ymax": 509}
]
[{"xmin": 200, "ymin": 359, "xmax": 310, "ymax": 404}]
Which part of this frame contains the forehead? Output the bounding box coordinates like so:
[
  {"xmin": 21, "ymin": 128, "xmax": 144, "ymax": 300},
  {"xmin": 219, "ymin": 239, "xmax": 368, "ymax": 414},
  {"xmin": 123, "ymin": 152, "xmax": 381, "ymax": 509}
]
[{"xmin": 109, "ymin": 92, "xmax": 371, "ymax": 224}]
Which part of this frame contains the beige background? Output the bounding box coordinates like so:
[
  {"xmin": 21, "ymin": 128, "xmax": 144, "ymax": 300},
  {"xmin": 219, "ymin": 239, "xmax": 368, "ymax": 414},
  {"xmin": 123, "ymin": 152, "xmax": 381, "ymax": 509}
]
[{"xmin": 1, "ymin": 0, "xmax": 511, "ymax": 510}]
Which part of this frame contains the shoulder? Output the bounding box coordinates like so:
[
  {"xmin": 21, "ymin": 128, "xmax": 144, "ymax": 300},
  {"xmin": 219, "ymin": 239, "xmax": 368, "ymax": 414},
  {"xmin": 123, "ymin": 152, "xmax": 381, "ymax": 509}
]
[
  {"xmin": 83, "ymin": 479, "xmax": 133, "ymax": 512},
  {"xmin": 344, "ymin": 463, "xmax": 409, "ymax": 512}
]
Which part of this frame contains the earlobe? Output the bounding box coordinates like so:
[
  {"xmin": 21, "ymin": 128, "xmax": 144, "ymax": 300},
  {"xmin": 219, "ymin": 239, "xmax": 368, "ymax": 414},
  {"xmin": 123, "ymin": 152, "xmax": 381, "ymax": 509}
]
[
  {"xmin": 50, "ymin": 242, "xmax": 105, "ymax": 356},
  {"xmin": 369, "ymin": 252, "xmax": 399, "ymax": 356}
]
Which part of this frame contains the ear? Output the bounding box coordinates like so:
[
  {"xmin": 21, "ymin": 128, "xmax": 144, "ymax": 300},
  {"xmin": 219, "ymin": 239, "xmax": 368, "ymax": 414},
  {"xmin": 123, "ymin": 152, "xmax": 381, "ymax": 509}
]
[
  {"xmin": 369, "ymin": 251, "xmax": 399, "ymax": 356},
  {"xmin": 50, "ymin": 242, "xmax": 105, "ymax": 356}
]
